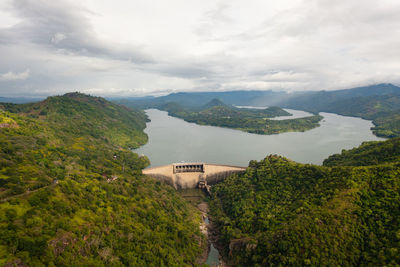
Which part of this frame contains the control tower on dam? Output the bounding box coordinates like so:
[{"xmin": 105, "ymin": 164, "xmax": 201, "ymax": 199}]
[{"xmin": 142, "ymin": 162, "xmax": 246, "ymax": 189}]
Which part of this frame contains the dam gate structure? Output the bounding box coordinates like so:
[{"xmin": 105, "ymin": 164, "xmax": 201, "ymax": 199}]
[{"xmin": 142, "ymin": 162, "xmax": 246, "ymax": 190}]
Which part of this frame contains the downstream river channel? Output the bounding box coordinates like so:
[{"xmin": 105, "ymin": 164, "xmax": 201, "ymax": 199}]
[{"xmin": 135, "ymin": 109, "xmax": 384, "ymax": 167}]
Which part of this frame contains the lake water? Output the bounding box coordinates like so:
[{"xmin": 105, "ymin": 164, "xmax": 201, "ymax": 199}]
[{"xmin": 134, "ymin": 109, "xmax": 385, "ymax": 167}]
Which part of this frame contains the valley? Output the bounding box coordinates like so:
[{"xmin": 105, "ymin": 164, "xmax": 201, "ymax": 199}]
[
  {"xmin": 2, "ymin": 1, "xmax": 399, "ymax": 265},
  {"xmin": 0, "ymin": 87, "xmax": 399, "ymax": 266}
]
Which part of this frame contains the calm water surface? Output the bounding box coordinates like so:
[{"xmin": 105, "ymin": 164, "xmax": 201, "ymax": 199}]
[{"xmin": 134, "ymin": 109, "xmax": 384, "ymax": 167}]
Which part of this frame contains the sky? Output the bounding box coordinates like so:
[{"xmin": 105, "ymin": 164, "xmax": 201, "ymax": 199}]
[{"xmin": 0, "ymin": 0, "xmax": 400, "ymax": 97}]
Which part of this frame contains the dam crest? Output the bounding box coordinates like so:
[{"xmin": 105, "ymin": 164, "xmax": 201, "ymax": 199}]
[{"xmin": 143, "ymin": 162, "xmax": 246, "ymax": 189}]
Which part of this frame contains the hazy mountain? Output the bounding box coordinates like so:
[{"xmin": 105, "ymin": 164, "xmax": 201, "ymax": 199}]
[
  {"xmin": 0, "ymin": 96, "xmax": 44, "ymax": 104},
  {"xmin": 116, "ymin": 83, "xmax": 399, "ymax": 109},
  {"xmin": 116, "ymin": 90, "xmax": 289, "ymax": 109},
  {"xmin": 200, "ymin": 98, "xmax": 227, "ymax": 109},
  {"xmin": 279, "ymin": 83, "xmax": 400, "ymax": 113}
]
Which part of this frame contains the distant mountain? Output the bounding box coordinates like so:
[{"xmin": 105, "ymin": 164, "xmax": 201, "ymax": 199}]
[
  {"xmin": 158, "ymin": 101, "xmax": 186, "ymax": 114},
  {"xmin": 116, "ymin": 90, "xmax": 289, "ymax": 109},
  {"xmin": 328, "ymin": 83, "xmax": 400, "ymax": 98},
  {"xmin": 201, "ymin": 98, "xmax": 227, "ymax": 109},
  {"xmin": 116, "ymin": 83, "xmax": 400, "ymax": 109},
  {"xmin": 0, "ymin": 96, "xmax": 43, "ymax": 104},
  {"xmin": 276, "ymin": 84, "xmax": 400, "ymax": 138},
  {"xmin": 279, "ymin": 83, "xmax": 400, "ymax": 113}
]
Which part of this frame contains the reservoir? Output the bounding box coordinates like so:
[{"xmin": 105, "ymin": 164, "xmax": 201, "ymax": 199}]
[{"xmin": 135, "ymin": 109, "xmax": 385, "ymax": 167}]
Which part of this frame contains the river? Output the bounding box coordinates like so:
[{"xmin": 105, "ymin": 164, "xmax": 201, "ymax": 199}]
[{"xmin": 134, "ymin": 109, "xmax": 384, "ymax": 167}]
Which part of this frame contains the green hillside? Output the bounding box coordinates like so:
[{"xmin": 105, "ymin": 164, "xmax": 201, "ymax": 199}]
[
  {"xmin": 159, "ymin": 100, "xmax": 322, "ymax": 135},
  {"xmin": 0, "ymin": 93, "xmax": 204, "ymax": 266},
  {"xmin": 324, "ymin": 138, "xmax": 400, "ymax": 167},
  {"xmin": 3, "ymin": 92, "xmax": 148, "ymax": 149},
  {"xmin": 209, "ymin": 140, "xmax": 400, "ymax": 266}
]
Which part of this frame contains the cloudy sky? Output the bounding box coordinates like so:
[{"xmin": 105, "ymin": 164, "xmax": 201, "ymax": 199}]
[{"xmin": 0, "ymin": 0, "xmax": 400, "ymax": 97}]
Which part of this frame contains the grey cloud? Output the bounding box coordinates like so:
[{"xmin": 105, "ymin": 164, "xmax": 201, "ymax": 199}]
[
  {"xmin": 1, "ymin": 0, "xmax": 400, "ymax": 97},
  {"xmin": 0, "ymin": 69, "xmax": 30, "ymax": 81},
  {"xmin": 0, "ymin": 0, "xmax": 152, "ymax": 63}
]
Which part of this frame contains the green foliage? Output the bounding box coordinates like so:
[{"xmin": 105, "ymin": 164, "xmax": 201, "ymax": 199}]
[
  {"xmin": 0, "ymin": 93, "xmax": 204, "ymax": 266},
  {"xmin": 0, "ymin": 93, "xmax": 149, "ymax": 199},
  {"xmin": 209, "ymin": 151, "xmax": 400, "ymax": 266},
  {"xmin": 159, "ymin": 100, "xmax": 322, "ymax": 135},
  {"xmin": 370, "ymin": 110, "xmax": 400, "ymax": 138},
  {"xmin": 324, "ymin": 138, "xmax": 400, "ymax": 166},
  {"xmin": 3, "ymin": 92, "xmax": 148, "ymax": 149},
  {"xmin": 1, "ymin": 174, "xmax": 203, "ymax": 266}
]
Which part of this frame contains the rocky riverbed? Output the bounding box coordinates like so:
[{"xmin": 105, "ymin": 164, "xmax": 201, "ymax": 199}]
[{"xmin": 198, "ymin": 202, "xmax": 225, "ymax": 267}]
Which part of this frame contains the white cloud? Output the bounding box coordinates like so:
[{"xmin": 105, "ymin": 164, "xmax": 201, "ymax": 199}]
[
  {"xmin": 0, "ymin": 0, "xmax": 399, "ymax": 96},
  {"xmin": 0, "ymin": 69, "xmax": 30, "ymax": 81},
  {"xmin": 51, "ymin": 32, "xmax": 66, "ymax": 44}
]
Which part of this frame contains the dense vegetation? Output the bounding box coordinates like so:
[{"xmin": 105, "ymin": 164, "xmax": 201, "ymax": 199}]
[
  {"xmin": 3, "ymin": 92, "xmax": 149, "ymax": 149},
  {"xmin": 209, "ymin": 139, "xmax": 400, "ymax": 266},
  {"xmin": 0, "ymin": 93, "xmax": 204, "ymax": 266},
  {"xmin": 323, "ymin": 138, "xmax": 400, "ymax": 167},
  {"xmin": 369, "ymin": 109, "xmax": 400, "ymax": 138},
  {"xmin": 0, "ymin": 93, "xmax": 149, "ymax": 198},
  {"xmin": 2, "ymin": 88, "xmax": 400, "ymax": 266},
  {"xmin": 159, "ymin": 99, "xmax": 323, "ymax": 135}
]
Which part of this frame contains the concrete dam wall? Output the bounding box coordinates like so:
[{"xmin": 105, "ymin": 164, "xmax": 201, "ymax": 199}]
[{"xmin": 142, "ymin": 162, "xmax": 247, "ymax": 189}]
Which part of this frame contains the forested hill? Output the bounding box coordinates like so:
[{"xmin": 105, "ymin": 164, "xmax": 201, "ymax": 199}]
[
  {"xmin": 2, "ymin": 92, "xmax": 148, "ymax": 149},
  {"xmin": 323, "ymin": 138, "xmax": 400, "ymax": 166},
  {"xmin": 209, "ymin": 138, "xmax": 400, "ymax": 266},
  {"xmin": 0, "ymin": 93, "xmax": 204, "ymax": 266}
]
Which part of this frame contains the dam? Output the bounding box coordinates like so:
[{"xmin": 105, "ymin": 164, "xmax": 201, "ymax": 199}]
[{"xmin": 142, "ymin": 162, "xmax": 246, "ymax": 189}]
